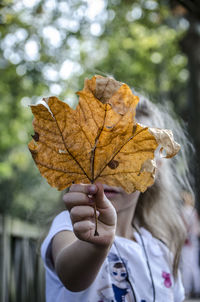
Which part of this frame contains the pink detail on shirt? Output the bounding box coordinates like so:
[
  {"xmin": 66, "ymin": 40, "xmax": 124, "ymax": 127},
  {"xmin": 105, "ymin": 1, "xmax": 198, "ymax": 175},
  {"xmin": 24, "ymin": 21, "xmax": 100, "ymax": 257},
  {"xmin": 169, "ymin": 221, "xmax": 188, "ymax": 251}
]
[{"xmin": 162, "ymin": 271, "xmax": 172, "ymax": 288}]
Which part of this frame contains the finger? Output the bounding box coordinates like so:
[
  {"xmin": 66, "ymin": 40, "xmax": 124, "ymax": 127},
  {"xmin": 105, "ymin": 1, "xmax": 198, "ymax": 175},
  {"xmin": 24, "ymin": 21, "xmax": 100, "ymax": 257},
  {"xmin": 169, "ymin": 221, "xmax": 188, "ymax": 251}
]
[
  {"xmin": 73, "ymin": 220, "xmax": 95, "ymax": 234},
  {"xmin": 70, "ymin": 205, "xmax": 99, "ymax": 224},
  {"xmin": 69, "ymin": 183, "xmax": 97, "ymax": 195},
  {"xmin": 63, "ymin": 192, "xmax": 93, "ymax": 211}
]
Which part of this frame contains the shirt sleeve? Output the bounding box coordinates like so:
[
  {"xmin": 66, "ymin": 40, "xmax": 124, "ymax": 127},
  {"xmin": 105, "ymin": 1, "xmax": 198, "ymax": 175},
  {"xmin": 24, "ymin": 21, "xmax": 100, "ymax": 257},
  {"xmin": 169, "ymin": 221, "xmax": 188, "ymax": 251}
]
[
  {"xmin": 173, "ymin": 270, "xmax": 185, "ymax": 302},
  {"xmin": 41, "ymin": 210, "xmax": 73, "ymax": 272}
]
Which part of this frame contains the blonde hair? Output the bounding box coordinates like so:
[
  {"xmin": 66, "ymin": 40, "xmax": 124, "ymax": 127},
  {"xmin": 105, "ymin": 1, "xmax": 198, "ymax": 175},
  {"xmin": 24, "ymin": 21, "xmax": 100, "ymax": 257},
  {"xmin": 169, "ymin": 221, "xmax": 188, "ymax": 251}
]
[{"xmin": 134, "ymin": 95, "xmax": 195, "ymax": 277}]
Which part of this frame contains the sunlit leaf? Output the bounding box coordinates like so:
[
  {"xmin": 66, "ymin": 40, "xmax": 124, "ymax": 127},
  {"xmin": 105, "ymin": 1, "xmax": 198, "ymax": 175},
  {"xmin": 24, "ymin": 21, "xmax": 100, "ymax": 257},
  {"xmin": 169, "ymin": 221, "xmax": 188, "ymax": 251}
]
[{"xmin": 28, "ymin": 76, "xmax": 180, "ymax": 193}]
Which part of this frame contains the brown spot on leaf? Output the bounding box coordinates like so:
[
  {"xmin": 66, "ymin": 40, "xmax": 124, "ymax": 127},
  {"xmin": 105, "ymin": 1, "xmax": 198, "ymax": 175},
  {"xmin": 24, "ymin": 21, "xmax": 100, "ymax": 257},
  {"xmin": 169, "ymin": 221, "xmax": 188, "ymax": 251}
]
[
  {"xmin": 31, "ymin": 132, "xmax": 39, "ymax": 142},
  {"xmin": 108, "ymin": 160, "xmax": 119, "ymax": 170}
]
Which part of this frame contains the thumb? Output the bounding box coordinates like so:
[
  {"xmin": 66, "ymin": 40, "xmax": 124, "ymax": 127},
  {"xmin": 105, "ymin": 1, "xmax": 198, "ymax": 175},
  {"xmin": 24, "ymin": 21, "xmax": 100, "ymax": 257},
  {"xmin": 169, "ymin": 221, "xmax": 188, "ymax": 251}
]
[
  {"xmin": 93, "ymin": 183, "xmax": 111, "ymax": 209},
  {"xmin": 93, "ymin": 183, "xmax": 116, "ymax": 228}
]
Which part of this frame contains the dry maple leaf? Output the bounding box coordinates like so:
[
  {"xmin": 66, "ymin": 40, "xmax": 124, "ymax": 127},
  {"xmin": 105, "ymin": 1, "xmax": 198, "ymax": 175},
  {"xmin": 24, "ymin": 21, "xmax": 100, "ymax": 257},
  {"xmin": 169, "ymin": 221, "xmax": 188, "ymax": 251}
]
[
  {"xmin": 28, "ymin": 75, "xmax": 180, "ymax": 234},
  {"xmin": 28, "ymin": 75, "xmax": 180, "ymax": 193}
]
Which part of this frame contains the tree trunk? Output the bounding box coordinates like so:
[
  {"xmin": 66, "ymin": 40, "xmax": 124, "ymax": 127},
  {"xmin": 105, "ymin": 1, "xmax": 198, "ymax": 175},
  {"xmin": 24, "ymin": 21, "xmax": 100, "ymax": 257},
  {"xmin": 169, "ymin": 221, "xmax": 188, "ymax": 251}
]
[{"xmin": 180, "ymin": 17, "xmax": 200, "ymax": 210}]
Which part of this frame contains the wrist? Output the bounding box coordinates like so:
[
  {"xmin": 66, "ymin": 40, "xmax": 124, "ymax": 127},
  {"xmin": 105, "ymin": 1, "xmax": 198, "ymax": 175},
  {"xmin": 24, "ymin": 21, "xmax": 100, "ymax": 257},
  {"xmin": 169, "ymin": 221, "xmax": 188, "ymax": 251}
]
[
  {"xmin": 91, "ymin": 228, "xmax": 116, "ymax": 250},
  {"xmin": 90, "ymin": 240, "xmax": 113, "ymax": 258}
]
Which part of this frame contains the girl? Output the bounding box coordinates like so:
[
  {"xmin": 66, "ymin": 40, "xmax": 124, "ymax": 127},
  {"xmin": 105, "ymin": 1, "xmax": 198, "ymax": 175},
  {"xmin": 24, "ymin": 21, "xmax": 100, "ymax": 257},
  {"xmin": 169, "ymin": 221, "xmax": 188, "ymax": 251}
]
[{"xmin": 41, "ymin": 95, "xmax": 194, "ymax": 302}]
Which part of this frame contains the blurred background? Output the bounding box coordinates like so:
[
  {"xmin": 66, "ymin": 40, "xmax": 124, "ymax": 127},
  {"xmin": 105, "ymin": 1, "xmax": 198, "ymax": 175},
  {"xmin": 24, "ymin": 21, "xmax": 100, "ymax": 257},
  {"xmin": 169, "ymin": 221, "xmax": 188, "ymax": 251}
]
[{"xmin": 0, "ymin": 0, "xmax": 200, "ymax": 301}]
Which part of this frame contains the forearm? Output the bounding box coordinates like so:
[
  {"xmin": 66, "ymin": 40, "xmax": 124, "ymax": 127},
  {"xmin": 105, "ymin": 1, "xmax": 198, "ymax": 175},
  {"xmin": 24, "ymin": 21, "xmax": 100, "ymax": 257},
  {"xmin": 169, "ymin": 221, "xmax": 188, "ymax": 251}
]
[
  {"xmin": 54, "ymin": 183, "xmax": 116, "ymax": 291},
  {"xmin": 54, "ymin": 239, "xmax": 112, "ymax": 292}
]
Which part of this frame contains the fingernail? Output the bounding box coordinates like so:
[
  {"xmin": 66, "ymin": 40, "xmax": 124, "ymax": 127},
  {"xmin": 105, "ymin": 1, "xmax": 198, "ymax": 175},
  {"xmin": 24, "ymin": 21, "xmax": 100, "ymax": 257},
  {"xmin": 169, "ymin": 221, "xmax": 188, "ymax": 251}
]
[{"xmin": 89, "ymin": 185, "xmax": 96, "ymax": 194}]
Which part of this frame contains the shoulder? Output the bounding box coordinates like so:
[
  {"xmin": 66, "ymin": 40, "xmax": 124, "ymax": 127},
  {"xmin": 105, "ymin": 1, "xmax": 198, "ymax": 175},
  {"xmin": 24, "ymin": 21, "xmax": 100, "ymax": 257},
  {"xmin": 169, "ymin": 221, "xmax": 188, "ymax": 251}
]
[
  {"xmin": 139, "ymin": 228, "xmax": 185, "ymax": 302},
  {"xmin": 136, "ymin": 228, "xmax": 176, "ymax": 272},
  {"xmin": 47, "ymin": 210, "xmax": 73, "ymax": 236},
  {"xmin": 51, "ymin": 210, "xmax": 73, "ymax": 230},
  {"xmin": 135, "ymin": 228, "xmax": 168, "ymax": 256}
]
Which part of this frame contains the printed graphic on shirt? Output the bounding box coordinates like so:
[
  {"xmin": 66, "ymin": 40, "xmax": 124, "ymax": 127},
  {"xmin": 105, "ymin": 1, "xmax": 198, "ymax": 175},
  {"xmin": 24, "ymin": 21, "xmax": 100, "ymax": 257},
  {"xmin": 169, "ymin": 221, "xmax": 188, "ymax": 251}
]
[
  {"xmin": 162, "ymin": 271, "xmax": 172, "ymax": 288},
  {"xmin": 160, "ymin": 270, "xmax": 175, "ymax": 301},
  {"xmin": 98, "ymin": 253, "xmax": 135, "ymax": 302}
]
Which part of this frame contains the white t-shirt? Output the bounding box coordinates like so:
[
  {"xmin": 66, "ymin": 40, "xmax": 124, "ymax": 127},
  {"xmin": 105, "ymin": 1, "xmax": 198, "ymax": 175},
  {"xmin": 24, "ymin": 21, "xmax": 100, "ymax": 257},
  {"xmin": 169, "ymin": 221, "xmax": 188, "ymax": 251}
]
[{"xmin": 41, "ymin": 211, "xmax": 185, "ymax": 302}]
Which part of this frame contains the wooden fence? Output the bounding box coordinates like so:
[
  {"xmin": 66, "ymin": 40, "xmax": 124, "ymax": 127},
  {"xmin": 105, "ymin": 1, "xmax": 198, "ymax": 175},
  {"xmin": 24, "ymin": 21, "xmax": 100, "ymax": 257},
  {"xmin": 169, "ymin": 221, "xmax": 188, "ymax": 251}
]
[{"xmin": 0, "ymin": 215, "xmax": 45, "ymax": 302}]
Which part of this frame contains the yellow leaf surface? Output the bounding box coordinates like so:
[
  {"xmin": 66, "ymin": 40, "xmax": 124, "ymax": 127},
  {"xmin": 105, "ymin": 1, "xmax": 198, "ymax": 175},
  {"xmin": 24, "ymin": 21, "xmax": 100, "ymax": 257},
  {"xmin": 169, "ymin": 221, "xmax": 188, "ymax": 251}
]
[{"xmin": 28, "ymin": 76, "xmax": 179, "ymax": 193}]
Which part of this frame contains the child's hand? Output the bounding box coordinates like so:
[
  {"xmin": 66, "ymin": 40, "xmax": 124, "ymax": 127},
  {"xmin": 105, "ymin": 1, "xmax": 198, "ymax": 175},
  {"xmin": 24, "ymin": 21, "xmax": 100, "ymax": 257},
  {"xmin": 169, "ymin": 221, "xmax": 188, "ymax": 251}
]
[{"xmin": 63, "ymin": 183, "xmax": 117, "ymax": 247}]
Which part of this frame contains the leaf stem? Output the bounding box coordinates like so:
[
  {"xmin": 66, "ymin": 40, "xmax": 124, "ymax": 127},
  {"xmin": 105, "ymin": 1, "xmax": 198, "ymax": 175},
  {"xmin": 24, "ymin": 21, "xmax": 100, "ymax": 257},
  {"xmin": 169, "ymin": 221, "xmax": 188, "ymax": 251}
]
[
  {"xmin": 91, "ymin": 180, "xmax": 99, "ymax": 236},
  {"xmin": 91, "ymin": 105, "xmax": 108, "ymax": 181},
  {"xmin": 94, "ymin": 202, "xmax": 99, "ymax": 236},
  {"xmin": 91, "ymin": 106, "xmax": 108, "ymax": 237}
]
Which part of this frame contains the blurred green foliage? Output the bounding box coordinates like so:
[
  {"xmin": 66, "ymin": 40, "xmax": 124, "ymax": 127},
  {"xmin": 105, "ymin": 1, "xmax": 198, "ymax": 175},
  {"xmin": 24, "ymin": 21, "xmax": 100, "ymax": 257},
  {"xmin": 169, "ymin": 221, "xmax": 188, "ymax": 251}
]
[{"xmin": 0, "ymin": 0, "xmax": 189, "ymax": 222}]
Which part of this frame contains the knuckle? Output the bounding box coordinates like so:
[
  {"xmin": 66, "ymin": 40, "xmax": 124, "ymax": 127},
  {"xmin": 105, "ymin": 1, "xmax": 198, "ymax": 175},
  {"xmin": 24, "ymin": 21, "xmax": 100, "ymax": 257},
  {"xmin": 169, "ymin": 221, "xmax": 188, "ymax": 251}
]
[
  {"xmin": 70, "ymin": 206, "xmax": 79, "ymax": 217},
  {"xmin": 73, "ymin": 221, "xmax": 81, "ymax": 231},
  {"xmin": 70, "ymin": 208, "xmax": 83, "ymax": 223},
  {"xmin": 69, "ymin": 183, "xmax": 91, "ymax": 194},
  {"xmin": 63, "ymin": 193, "xmax": 89, "ymax": 209},
  {"xmin": 63, "ymin": 197, "xmax": 71, "ymax": 210},
  {"xmin": 70, "ymin": 206, "xmax": 94, "ymax": 222},
  {"xmin": 73, "ymin": 222, "xmax": 80, "ymax": 236},
  {"xmin": 73, "ymin": 221, "xmax": 94, "ymax": 233},
  {"xmin": 69, "ymin": 184, "xmax": 78, "ymax": 192},
  {"xmin": 62, "ymin": 193, "xmax": 71, "ymax": 203}
]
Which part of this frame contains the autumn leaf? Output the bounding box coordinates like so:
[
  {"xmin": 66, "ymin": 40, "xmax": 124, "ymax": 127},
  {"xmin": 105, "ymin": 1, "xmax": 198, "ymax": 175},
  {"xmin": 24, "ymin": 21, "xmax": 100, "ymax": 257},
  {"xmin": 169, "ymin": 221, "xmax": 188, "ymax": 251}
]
[
  {"xmin": 28, "ymin": 75, "xmax": 180, "ymax": 195},
  {"xmin": 28, "ymin": 76, "xmax": 180, "ymax": 234},
  {"xmin": 28, "ymin": 75, "xmax": 181, "ymax": 236}
]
